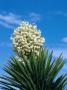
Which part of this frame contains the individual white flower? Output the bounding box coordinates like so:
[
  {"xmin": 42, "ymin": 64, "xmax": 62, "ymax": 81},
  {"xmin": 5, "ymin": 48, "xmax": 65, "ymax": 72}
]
[{"xmin": 11, "ymin": 21, "xmax": 45, "ymax": 55}]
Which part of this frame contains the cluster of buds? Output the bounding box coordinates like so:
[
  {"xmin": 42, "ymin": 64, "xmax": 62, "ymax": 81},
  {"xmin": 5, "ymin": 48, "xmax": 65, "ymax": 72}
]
[{"xmin": 11, "ymin": 21, "xmax": 45, "ymax": 55}]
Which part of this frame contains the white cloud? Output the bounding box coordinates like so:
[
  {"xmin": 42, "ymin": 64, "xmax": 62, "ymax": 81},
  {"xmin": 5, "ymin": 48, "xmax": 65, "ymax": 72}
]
[
  {"xmin": 0, "ymin": 21, "xmax": 13, "ymax": 29},
  {"xmin": 0, "ymin": 13, "xmax": 22, "ymax": 24},
  {"xmin": 55, "ymin": 11, "xmax": 67, "ymax": 17},
  {"xmin": 49, "ymin": 11, "xmax": 67, "ymax": 17},
  {"xmin": 61, "ymin": 37, "xmax": 67, "ymax": 43},
  {"xmin": 0, "ymin": 42, "xmax": 12, "ymax": 47},
  {"xmin": 0, "ymin": 12, "xmax": 42, "ymax": 28},
  {"xmin": 63, "ymin": 64, "xmax": 67, "ymax": 71},
  {"xmin": 28, "ymin": 12, "xmax": 42, "ymax": 23},
  {"xmin": 0, "ymin": 12, "xmax": 22, "ymax": 28},
  {"xmin": 49, "ymin": 48, "xmax": 67, "ymax": 59}
]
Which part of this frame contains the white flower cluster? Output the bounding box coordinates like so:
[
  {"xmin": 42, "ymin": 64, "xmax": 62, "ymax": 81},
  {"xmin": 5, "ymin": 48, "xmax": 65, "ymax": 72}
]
[{"xmin": 11, "ymin": 21, "xmax": 45, "ymax": 55}]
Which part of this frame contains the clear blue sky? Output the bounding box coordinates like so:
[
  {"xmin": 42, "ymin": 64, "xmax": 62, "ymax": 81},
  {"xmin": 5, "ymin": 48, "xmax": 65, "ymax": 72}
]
[{"xmin": 0, "ymin": 0, "xmax": 67, "ymax": 75}]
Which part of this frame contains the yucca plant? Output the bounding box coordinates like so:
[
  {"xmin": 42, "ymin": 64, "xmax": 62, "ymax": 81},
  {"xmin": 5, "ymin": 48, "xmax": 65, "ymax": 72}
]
[{"xmin": 0, "ymin": 48, "xmax": 67, "ymax": 90}]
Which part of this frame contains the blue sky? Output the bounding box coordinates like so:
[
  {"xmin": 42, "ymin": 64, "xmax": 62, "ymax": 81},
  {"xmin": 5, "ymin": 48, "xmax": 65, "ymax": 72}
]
[{"xmin": 0, "ymin": 0, "xmax": 67, "ymax": 76}]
